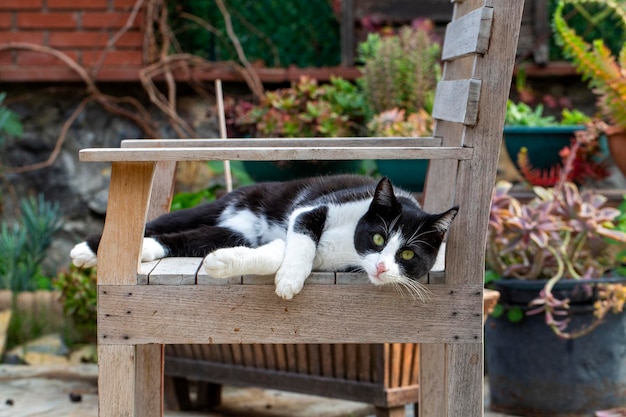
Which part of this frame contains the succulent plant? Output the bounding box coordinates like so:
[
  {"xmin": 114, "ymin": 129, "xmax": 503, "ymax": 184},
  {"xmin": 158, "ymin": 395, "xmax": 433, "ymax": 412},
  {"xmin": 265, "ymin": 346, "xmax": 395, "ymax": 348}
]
[
  {"xmin": 487, "ymin": 135, "xmax": 626, "ymax": 338},
  {"xmin": 553, "ymin": 0, "xmax": 626, "ymax": 129}
]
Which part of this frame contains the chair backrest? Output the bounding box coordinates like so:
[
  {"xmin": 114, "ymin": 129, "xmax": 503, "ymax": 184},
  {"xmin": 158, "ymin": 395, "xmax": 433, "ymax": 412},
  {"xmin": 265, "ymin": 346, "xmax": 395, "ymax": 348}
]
[
  {"xmin": 421, "ymin": 1, "xmax": 524, "ymax": 415},
  {"xmin": 81, "ymin": 1, "xmax": 525, "ymax": 416}
]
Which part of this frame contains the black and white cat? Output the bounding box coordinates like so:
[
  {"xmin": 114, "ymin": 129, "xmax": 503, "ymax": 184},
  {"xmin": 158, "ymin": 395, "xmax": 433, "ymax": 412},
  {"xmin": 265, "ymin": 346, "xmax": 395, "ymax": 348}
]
[{"xmin": 71, "ymin": 175, "xmax": 457, "ymax": 300}]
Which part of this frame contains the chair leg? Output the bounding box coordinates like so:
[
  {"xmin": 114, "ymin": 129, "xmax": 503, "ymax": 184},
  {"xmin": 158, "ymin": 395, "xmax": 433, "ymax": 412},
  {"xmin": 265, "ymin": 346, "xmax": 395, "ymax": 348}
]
[
  {"xmin": 98, "ymin": 345, "xmax": 136, "ymax": 417},
  {"xmin": 135, "ymin": 344, "xmax": 164, "ymax": 417},
  {"xmin": 196, "ymin": 382, "xmax": 222, "ymax": 410},
  {"xmin": 375, "ymin": 405, "xmax": 406, "ymax": 417},
  {"xmin": 164, "ymin": 376, "xmax": 182, "ymax": 411},
  {"xmin": 168, "ymin": 377, "xmax": 193, "ymax": 411}
]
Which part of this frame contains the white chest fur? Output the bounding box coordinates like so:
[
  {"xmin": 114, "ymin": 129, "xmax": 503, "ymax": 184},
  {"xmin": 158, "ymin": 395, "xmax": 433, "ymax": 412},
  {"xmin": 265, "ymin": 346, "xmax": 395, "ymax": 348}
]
[{"xmin": 313, "ymin": 199, "xmax": 370, "ymax": 271}]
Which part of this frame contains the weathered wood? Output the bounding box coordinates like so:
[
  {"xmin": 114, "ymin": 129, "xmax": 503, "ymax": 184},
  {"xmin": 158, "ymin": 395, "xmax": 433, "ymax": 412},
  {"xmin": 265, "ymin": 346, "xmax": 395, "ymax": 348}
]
[
  {"xmin": 164, "ymin": 356, "xmax": 412, "ymax": 407},
  {"xmin": 97, "ymin": 162, "xmax": 155, "ymax": 285},
  {"xmin": 138, "ymin": 260, "xmax": 159, "ymax": 285},
  {"xmin": 147, "ymin": 257, "xmax": 199, "ymax": 285},
  {"xmin": 121, "ymin": 137, "xmax": 443, "ymax": 149},
  {"xmin": 341, "ymin": 0, "xmax": 355, "ymax": 66},
  {"xmin": 441, "ymin": 6, "xmax": 493, "ymax": 61},
  {"xmin": 419, "ymin": 344, "xmax": 446, "ymax": 417},
  {"xmin": 147, "ymin": 161, "xmax": 177, "ymax": 221},
  {"xmin": 431, "ymin": 79, "xmax": 482, "ymax": 126},
  {"xmin": 98, "ymin": 345, "xmax": 135, "ymax": 417},
  {"xmin": 135, "ymin": 344, "xmax": 164, "ymax": 417},
  {"xmin": 532, "ymin": 0, "xmax": 549, "ymax": 65},
  {"xmin": 80, "ymin": 145, "xmax": 472, "ymax": 163},
  {"xmin": 446, "ymin": 343, "xmax": 483, "ymax": 417},
  {"xmin": 98, "ymin": 284, "xmax": 482, "ymax": 345},
  {"xmin": 197, "ymin": 267, "xmax": 242, "ymax": 285}
]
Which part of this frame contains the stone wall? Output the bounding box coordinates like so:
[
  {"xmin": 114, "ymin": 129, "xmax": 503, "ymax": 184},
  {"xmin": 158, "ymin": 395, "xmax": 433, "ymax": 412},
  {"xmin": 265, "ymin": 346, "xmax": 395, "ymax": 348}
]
[{"xmin": 1, "ymin": 84, "xmax": 220, "ymax": 277}]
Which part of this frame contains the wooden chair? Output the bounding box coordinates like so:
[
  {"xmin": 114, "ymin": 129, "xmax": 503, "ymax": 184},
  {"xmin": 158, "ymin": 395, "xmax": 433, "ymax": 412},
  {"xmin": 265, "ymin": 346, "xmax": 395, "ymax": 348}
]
[{"xmin": 80, "ymin": 1, "xmax": 524, "ymax": 415}]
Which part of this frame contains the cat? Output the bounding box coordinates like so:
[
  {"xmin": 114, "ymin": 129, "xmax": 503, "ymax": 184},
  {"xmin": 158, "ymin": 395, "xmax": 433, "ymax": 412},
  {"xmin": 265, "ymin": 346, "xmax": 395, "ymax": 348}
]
[{"xmin": 70, "ymin": 175, "xmax": 458, "ymax": 300}]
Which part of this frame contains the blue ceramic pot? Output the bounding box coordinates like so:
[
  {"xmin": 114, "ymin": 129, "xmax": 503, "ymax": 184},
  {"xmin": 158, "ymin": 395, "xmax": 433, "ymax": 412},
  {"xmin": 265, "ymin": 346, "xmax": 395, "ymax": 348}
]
[
  {"xmin": 375, "ymin": 160, "xmax": 429, "ymax": 192},
  {"xmin": 503, "ymin": 125, "xmax": 586, "ymax": 171},
  {"xmin": 242, "ymin": 160, "xmax": 363, "ymax": 182}
]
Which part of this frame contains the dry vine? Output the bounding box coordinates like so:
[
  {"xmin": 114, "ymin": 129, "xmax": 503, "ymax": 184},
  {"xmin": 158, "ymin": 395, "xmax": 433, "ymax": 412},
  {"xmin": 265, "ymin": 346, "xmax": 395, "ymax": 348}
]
[{"xmin": 0, "ymin": 0, "xmax": 265, "ymax": 176}]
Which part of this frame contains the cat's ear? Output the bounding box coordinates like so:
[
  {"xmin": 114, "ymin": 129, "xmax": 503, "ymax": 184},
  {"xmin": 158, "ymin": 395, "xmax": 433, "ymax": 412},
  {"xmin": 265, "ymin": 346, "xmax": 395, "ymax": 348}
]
[
  {"xmin": 431, "ymin": 206, "xmax": 459, "ymax": 235},
  {"xmin": 370, "ymin": 177, "xmax": 401, "ymax": 214}
]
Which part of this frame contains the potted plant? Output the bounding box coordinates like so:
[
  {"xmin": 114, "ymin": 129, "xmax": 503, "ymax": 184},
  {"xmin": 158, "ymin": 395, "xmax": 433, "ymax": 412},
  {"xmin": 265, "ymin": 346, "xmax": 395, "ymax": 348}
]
[
  {"xmin": 226, "ymin": 76, "xmax": 368, "ymax": 181},
  {"xmin": 553, "ymin": 0, "xmax": 626, "ymax": 177},
  {"xmin": 503, "ymin": 99, "xmax": 594, "ymax": 173},
  {"xmin": 357, "ymin": 23, "xmax": 440, "ymax": 191},
  {"xmin": 515, "ymin": 125, "xmax": 610, "ymax": 187},
  {"xmin": 484, "ymin": 132, "xmax": 626, "ymax": 415}
]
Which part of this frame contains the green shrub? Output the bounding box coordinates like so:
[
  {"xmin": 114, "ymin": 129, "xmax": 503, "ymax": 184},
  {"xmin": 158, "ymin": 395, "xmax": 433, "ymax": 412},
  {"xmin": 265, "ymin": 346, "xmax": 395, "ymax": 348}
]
[
  {"xmin": 357, "ymin": 26, "xmax": 441, "ymax": 116},
  {"xmin": 0, "ymin": 195, "xmax": 63, "ymax": 292},
  {"xmin": 0, "ymin": 92, "xmax": 23, "ymax": 147},
  {"xmin": 53, "ymin": 265, "xmax": 97, "ymax": 344},
  {"xmin": 230, "ymin": 76, "xmax": 368, "ymax": 138}
]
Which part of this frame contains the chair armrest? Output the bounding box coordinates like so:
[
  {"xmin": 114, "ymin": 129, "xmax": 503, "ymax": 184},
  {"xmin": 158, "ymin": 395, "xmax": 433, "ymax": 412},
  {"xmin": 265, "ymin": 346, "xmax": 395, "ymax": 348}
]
[{"xmin": 80, "ymin": 137, "xmax": 472, "ymax": 163}]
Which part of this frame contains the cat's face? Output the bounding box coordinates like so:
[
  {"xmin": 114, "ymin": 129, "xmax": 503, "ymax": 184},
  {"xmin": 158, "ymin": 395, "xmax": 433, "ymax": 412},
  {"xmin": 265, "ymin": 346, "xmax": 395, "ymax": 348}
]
[{"xmin": 354, "ymin": 178, "xmax": 458, "ymax": 297}]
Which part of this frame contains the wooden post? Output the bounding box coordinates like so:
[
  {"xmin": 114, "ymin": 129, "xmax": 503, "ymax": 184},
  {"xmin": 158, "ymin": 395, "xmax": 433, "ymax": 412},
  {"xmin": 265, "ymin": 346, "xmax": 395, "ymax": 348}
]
[{"xmin": 97, "ymin": 161, "xmax": 156, "ymax": 417}]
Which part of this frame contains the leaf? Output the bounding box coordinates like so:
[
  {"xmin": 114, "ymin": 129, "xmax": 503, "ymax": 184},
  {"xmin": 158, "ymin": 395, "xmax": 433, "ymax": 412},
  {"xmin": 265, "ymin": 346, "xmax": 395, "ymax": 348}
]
[
  {"xmin": 507, "ymin": 307, "xmax": 525, "ymax": 323},
  {"xmin": 491, "ymin": 303, "xmax": 505, "ymax": 318}
]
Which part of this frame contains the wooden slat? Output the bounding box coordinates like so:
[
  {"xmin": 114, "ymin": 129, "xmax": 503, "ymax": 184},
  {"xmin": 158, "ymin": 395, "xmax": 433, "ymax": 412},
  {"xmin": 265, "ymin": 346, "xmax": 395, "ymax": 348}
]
[
  {"xmin": 321, "ymin": 344, "xmax": 334, "ymax": 377},
  {"xmin": 333, "ymin": 344, "xmax": 345, "ymax": 378},
  {"xmin": 141, "ymin": 258, "xmax": 439, "ymax": 287},
  {"xmin": 441, "ymin": 6, "xmax": 493, "ymax": 61},
  {"xmin": 98, "ymin": 284, "xmax": 482, "ymax": 345},
  {"xmin": 357, "ymin": 344, "xmax": 372, "ymax": 382},
  {"xmin": 138, "ymin": 260, "xmax": 159, "ymax": 285},
  {"xmin": 164, "ymin": 356, "xmax": 393, "ymax": 406},
  {"xmin": 197, "ymin": 264, "xmax": 242, "ymax": 285},
  {"xmin": 263, "ymin": 344, "xmax": 277, "ymax": 370},
  {"xmin": 432, "ymin": 79, "xmax": 482, "ymax": 126},
  {"xmin": 147, "ymin": 161, "xmax": 177, "ymax": 221},
  {"xmin": 121, "ymin": 137, "xmax": 443, "ymax": 149},
  {"xmin": 147, "ymin": 257, "xmax": 200, "ymax": 285},
  {"xmin": 390, "ymin": 344, "xmax": 403, "ymax": 388},
  {"xmin": 307, "ymin": 345, "xmax": 322, "ymax": 375},
  {"xmin": 340, "ymin": 0, "xmax": 355, "ymax": 66},
  {"xmin": 241, "ymin": 272, "xmax": 335, "ymax": 285},
  {"xmin": 400, "ymin": 344, "xmax": 414, "ymax": 388},
  {"xmin": 80, "ymin": 146, "xmax": 472, "ymax": 163}
]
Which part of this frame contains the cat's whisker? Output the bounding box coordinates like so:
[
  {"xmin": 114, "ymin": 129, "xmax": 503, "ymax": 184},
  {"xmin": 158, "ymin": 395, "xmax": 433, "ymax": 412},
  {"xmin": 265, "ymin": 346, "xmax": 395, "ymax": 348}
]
[{"xmin": 395, "ymin": 277, "xmax": 431, "ymax": 302}]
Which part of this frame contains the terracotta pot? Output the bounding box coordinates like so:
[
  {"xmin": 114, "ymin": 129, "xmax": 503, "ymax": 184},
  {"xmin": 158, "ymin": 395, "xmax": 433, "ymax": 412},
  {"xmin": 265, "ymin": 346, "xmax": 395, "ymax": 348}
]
[{"xmin": 605, "ymin": 125, "xmax": 626, "ymax": 177}]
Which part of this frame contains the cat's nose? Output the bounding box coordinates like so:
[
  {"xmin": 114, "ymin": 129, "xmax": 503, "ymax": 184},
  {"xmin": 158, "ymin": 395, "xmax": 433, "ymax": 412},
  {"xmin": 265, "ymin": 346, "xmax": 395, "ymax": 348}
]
[{"xmin": 376, "ymin": 262, "xmax": 387, "ymax": 275}]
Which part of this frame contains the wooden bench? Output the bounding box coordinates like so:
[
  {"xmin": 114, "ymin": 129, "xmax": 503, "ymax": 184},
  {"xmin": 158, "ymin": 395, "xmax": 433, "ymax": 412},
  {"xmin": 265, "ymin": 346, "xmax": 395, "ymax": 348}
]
[{"xmin": 81, "ymin": 1, "xmax": 524, "ymax": 415}]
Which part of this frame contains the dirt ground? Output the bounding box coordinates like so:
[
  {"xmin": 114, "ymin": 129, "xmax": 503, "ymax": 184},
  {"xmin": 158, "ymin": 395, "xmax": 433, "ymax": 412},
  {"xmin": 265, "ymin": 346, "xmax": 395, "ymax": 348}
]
[{"xmin": 0, "ymin": 364, "xmax": 517, "ymax": 417}]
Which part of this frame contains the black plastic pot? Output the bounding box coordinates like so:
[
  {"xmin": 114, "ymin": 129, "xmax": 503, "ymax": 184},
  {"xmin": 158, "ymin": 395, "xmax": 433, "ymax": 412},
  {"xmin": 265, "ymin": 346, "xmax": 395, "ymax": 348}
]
[{"xmin": 486, "ymin": 278, "xmax": 626, "ymax": 416}]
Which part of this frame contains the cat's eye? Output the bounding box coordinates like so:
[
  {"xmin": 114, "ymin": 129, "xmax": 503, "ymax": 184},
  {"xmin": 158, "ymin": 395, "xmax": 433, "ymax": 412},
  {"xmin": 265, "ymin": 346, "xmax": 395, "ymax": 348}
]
[
  {"xmin": 372, "ymin": 233, "xmax": 385, "ymax": 246},
  {"xmin": 401, "ymin": 250, "xmax": 415, "ymax": 260}
]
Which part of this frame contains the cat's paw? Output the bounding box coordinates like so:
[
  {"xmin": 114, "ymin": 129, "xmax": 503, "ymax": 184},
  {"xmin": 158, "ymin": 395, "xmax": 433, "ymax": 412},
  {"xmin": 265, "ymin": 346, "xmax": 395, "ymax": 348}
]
[
  {"xmin": 141, "ymin": 237, "xmax": 166, "ymax": 262},
  {"xmin": 70, "ymin": 242, "xmax": 97, "ymax": 268},
  {"xmin": 274, "ymin": 269, "xmax": 307, "ymax": 300},
  {"xmin": 203, "ymin": 248, "xmax": 245, "ymax": 278}
]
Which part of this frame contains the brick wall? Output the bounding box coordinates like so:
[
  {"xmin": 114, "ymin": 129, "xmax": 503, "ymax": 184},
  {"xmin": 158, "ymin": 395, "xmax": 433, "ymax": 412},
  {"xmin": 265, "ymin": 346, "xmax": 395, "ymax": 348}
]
[{"xmin": 0, "ymin": 0, "xmax": 145, "ymax": 81}]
